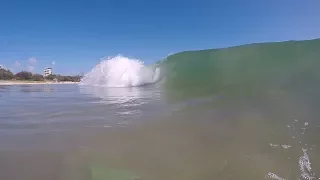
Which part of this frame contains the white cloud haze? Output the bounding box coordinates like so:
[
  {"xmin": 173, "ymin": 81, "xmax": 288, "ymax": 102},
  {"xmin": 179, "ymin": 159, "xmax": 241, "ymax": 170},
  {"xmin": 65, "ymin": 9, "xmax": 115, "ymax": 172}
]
[
  {"xmin": 27, "ymin": 65, "xmax": 35, "ymax": 72},
  {"xmin": 14, "ymin": 61, "xmax": 21, "ymax": 67},
  {"xmin": 25, "ymin": 57, "xmax": 38, "ymax": 72},
  {"xmin": 28, "ymin": 57, "xmax": 37, "ymax": 65}
]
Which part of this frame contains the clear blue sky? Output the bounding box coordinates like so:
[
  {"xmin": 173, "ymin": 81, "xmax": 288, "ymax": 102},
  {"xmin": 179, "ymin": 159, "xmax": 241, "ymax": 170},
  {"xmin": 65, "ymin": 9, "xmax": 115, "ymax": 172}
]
[{"xmin": 1, "ymin": 0, "xmax": 319, "ymax": 75}]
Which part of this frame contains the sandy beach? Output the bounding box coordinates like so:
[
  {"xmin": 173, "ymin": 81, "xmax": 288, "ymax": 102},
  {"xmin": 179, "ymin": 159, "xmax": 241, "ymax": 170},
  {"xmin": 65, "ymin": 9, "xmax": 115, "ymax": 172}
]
[{"xmin": 0, "ymin": 80, "xmax": 79, "ymax": 86}]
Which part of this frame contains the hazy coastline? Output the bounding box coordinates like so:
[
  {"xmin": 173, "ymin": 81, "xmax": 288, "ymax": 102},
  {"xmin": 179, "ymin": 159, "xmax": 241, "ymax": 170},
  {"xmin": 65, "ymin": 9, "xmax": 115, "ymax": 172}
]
[{"xmin": 0, "ymin": 80, "xmax": 79, "ymax": 86}]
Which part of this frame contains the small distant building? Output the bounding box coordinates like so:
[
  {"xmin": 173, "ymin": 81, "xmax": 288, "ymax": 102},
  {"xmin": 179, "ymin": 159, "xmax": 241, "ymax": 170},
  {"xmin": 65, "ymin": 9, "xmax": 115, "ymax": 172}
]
[{"xmin": 44, "ymin": 67, "xmax": 52, "ymax": 77}]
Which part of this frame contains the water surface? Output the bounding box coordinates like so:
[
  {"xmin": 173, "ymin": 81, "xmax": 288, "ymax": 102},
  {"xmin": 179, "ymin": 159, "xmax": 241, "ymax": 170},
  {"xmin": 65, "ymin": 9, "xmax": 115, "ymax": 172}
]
[{"xmin": 0, "ymin": 84, "xmax": 319, "ymax": 180}]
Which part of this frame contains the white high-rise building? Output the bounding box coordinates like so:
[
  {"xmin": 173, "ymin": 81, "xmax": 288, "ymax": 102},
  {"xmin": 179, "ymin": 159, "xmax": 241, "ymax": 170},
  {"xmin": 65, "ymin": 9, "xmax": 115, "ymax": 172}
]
[{"xmin": 44, "ymin": 67, "xmax": 52, "ymax": 77}]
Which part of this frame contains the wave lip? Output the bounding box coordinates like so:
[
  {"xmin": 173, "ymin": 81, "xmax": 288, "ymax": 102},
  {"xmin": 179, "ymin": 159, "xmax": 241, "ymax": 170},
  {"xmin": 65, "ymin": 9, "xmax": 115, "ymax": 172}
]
[{"xmin": 80, "ymin": 55, "xmax": 160, "ymax": 87}]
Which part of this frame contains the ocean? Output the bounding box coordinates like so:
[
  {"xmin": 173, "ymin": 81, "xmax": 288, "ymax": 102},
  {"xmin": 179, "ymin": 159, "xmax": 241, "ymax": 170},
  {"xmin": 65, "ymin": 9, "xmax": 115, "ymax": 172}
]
[{"xmin": 1, "ymin": 40, "xmax": 320, "ymax": 180}]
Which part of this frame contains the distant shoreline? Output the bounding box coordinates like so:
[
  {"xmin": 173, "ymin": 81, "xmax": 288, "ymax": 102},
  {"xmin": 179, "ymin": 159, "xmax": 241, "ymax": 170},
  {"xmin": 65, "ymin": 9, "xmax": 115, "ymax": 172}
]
[{"xmin": 0, "ymin": 80, "xmax": 79, "ymax": 86}]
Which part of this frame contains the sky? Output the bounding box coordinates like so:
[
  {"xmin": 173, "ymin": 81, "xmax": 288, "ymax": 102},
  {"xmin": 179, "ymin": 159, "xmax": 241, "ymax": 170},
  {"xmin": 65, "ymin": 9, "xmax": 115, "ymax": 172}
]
[{"xmin": 0, "ymin": 0, "xmax": 319, "ymax": 75}]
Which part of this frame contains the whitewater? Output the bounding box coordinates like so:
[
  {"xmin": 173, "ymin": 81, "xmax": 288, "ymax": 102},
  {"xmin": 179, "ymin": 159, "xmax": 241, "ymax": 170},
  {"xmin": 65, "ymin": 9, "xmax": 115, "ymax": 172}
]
[{"xmin": 80, "ymin": 55, "xmax": 161, "ymax": 87}]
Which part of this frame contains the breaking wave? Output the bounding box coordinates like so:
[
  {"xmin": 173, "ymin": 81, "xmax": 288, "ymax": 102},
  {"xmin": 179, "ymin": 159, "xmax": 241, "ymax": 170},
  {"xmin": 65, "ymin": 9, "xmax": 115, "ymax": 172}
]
[{"xmin": 80, "ymin": 55, "xmax": 161, "ymax": 87}]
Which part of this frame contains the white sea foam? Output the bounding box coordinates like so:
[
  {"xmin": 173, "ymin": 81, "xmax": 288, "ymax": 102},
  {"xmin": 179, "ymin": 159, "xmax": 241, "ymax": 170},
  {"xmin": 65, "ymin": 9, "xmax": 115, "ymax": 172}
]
[
  {"xmin": 299, "ymin": 149, "xmax": 316, "ymax": 180},
  {"xmin": 265, "ymin": 149, "xmax": 317, "ymax": 180},
  {"xmin": 265, "ymin": 172, "xmax": 285, "ymax": 180},
  {"xmin": 80, "ymin": 55, "xmax": 161, "ymax": 87}
]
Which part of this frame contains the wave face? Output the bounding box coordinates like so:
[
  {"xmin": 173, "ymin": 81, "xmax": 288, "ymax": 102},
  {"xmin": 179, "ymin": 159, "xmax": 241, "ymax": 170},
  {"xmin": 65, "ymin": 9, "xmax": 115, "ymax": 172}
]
[
  {"xmin": 80, "ymin": 55, "xmax": 161, "ymax": 87},
  {"xmin": 162, "ymin": 39, "xmax": 320, "ymax": 101}
]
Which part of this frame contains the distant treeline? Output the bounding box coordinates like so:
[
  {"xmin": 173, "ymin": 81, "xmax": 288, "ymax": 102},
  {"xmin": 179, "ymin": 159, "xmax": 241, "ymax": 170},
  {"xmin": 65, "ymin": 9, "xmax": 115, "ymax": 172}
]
[{"xmin": 0, "ymin": 67, "xmax": 83, "ymax": 82}]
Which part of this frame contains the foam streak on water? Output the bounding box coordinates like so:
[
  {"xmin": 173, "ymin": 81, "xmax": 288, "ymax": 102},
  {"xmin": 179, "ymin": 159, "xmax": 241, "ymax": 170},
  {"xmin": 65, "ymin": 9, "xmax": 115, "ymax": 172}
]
[
  {"xmin": 299, "ymin": 149, "xmax": 316, "ymax": 180},
  {"xmin": 80, "ymin": 55, "xmax": 160, "ymax": 87},
  {"xmin": 265, "ymin": 149, "xmax": 317, "ymax": 180},
  {"xmin": 265, "ymin": 172, "xmax": 286, "ymax": 180}
]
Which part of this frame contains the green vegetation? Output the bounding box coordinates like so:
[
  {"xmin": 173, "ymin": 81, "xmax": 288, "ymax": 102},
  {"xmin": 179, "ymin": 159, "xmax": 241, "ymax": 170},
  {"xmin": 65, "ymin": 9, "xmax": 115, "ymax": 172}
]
[
  {"xmin": 0, "ymin": 68, "xmax": 14, "ymax": 80},
  {"xmin": 162, "ymin": 39, "xmax": 320, "ymax": 101},
  {"xmin": 45, "ymin": 74, "xmax": 83, "ymax": 82},
  {"xmin": 14, "ymin": 71, "xmax": 33, "ymax": 80},
  {"xmin": 0, "ymin": 67, "xmax": 83, "ymax": 82},
  {"xmin": 32, "ymin": 73, "xmax": 45, "ymax": 81}
]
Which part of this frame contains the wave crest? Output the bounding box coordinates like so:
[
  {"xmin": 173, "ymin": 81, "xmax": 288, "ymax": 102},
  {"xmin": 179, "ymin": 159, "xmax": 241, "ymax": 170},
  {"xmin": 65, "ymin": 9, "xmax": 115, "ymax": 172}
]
[{"xmin": 80, "ymin": 55, "xmax": 160, "ymax": 87}]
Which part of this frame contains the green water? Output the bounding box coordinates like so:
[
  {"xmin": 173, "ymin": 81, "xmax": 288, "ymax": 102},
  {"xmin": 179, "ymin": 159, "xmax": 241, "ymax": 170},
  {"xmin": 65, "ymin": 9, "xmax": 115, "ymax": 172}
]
[{"xmin": 162, "ymin": 39, "xmax": 320, "ymax": 103}]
